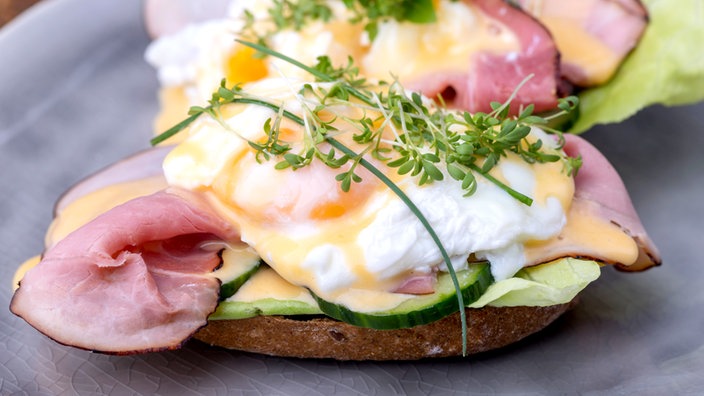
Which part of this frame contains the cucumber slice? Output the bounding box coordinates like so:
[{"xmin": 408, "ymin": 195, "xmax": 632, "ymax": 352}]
[
  {"xmin": 311, "ymin": 263, "xmax": 493, "ymax": 330},
  {"xmin": 214, "ymin": 245, "xmax": 261, "ymax": 299},
  {"xmin": 211, "ymin": 267, "xmax": 322, "ymax": 320},
  {"xmin": 211, "ymin": 298, "xmax": 322, "ymax": 320}
]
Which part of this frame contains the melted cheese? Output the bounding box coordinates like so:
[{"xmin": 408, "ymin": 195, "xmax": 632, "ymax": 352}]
[
  {"xmin": 229, "ymin": 267, "xmax": 412, "ymax": 312},
  {"xmin": 322, "ymin": 286, "xmax": 416, "ymax": 313},
  {"xmin": 518, "ymin": 0, "xmax": 622, "ymax": 86},
  {"xmin": 524, "ymin": 200, "xmax": 639, "ymax": 265},
  {"xmin": 213, "ymin": 244, "xmax": 260, "ymax": 283}
]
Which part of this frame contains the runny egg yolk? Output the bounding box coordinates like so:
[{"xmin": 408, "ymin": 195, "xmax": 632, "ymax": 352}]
[
  {"xmin": 224, "ymin": 44, "xmax": 269, "ymax": 87},
  {"xmin": 212, "ymin": 150, "xmax": 382, "ymax": 225},
  {"xmin": 206, "ymin": 150, "xmax": 392, "ymax": 297}
]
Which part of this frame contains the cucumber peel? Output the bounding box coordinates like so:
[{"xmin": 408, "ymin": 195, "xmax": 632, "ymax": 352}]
[
  {"xmin": 219, "ymin": 261, "xmax": 261, "ymax": 300},
  {"xmin": 209, "ymin": 259, "xmax": 601, "ymax": 331},
  {"xmin": 214, "ymin": 246, "xmax": 261, "ymax": 299},
  {"xmin": 311, "ymin": 263, "xmax": 493, "ymax": 330},
  {"xmin": 210, "ymin": 298, "xmax": 323, "ymax": 320}
]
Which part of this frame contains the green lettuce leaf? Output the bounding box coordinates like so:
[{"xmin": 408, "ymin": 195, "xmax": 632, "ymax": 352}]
[
  {"xmin": 571, "ymin": 0, "xmax": 704, "ymax": 133},
  {"xmin": 469, "ymin": 258, "xmax": 600, "ymax": 308}
]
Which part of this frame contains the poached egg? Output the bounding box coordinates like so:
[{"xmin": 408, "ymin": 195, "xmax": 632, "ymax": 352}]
[{"xmin": 162, "ymin": 78, "xmax": 573, "ymax": 309}]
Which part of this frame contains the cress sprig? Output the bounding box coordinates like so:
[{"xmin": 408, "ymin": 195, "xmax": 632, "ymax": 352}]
[
  {"xmin": 226, "ymin": 40, "xmax": 581, "ymax": 202},
  {"xmin": 239, "ymin": 0, "xmax": 438, "ymax": 44}
]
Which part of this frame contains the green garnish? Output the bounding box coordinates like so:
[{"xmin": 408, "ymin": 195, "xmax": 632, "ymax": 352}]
[
  {"xmin": 152, "ymin": 41, "xmax": 580, "ymax": 355},
  {"xmin": 155, "ymin": 39, "xmax": 580, "ymax": 199},
  {"xmin": 240, "ymin": 0, "xmax": 438, "ymax": 44}
]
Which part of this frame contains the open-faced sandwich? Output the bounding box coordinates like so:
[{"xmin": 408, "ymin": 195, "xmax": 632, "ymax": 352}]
[{"xmin": 11, "ymin": 43, "xmax": 661, "ymax": 358}]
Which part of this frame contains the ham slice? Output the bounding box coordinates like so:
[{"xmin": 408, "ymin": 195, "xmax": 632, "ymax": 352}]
[
  {"xmin": 528, "ymin": 134, "xmax": 661, "ymax": 271},
  {"xmin": 408, "ymin": 0, "xmax": 562, "ymax": 114},
  {"xmin": 11, "ymin": 190, "xmax": 239, "ymax": 354},
  {"xmin": 516, "ymin": 0, "xmax": 648, "ymax": 86}
]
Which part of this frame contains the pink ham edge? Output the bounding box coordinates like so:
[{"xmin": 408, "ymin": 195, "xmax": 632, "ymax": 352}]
[
  {"xmin": 407, "ymin": 0, "xmax": 562, "ymax": 114},
  {"xmin": 393, "ymin": 272, "xmax": 437, "ymax": 295},
  {"xmin": 11, "ymin": 190, "xmax": 240, "ymax": 354},
  {"xmin": 559, "ymin": 134, "xmax": 660, "ymax": 271},
  {"xmin": 54, "ymin": 146, "xmax": 171, "ymax": 215}
]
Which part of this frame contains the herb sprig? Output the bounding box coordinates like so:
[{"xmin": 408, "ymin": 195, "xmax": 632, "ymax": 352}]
[{"xmin": 152, "ymin": 40, "xmax": 581, "ymax": 355}]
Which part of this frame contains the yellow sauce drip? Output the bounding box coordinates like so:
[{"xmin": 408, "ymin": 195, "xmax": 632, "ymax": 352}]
[
  {"xmin": 362, "ymin": 1, "xmax": 520, "ymax": 82},
  {"xmin": 525, "ymin": 201, "xmax": 639, "ymax": 266},
  {"xmin": 540, "ymin": 17, "xmax": 619, "ymax": 85},
  {"xmin": 230, "ymin": 267, "xmax": 316, "ymax": 304},
  {"xmin": 532, "ymin": 160, "xmax": 574, "ymax": 209}
]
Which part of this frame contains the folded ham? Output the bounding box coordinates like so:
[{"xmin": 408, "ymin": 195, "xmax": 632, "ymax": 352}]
[
  {"xmin": 406, "ymin": 0, "xmax": 562, "ymax": 114},
  {"xmin": 11, "ymin": 190, "xmax": 239, "ymax": 354}
]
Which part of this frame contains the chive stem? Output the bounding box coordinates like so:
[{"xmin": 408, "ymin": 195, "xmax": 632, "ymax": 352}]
[
  {"xmin": 151, "ymin": 113, "xmax": 200, "ymax": 146},
  {"xmin": 468, "ymin": 164, "xmax": 534, "ymax": 206},
  {"xmin": 326, "ymin": 137, "xmax": 468, "ymax": 355},
  {"xmin": 151, "ymin": 98, "xmax": 304, "ymax": 146}
]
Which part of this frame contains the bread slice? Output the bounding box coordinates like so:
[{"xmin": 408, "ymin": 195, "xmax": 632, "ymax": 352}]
[{"xmin": 194, "ymin": 300, "xmax": 577, "ymax": 360}]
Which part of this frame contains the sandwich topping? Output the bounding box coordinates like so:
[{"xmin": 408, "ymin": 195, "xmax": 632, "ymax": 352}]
[{"xmin": 11, "ymin": 49, "xmax": 660, "ymax": 354}]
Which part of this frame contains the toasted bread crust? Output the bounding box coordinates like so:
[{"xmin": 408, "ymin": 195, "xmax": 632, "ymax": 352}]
[{"xmin": 194, "ymin": 301, "xmax": 576, "ymax": 360}]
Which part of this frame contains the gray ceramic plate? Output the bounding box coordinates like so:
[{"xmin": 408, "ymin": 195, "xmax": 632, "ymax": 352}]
[{"xmin": 2, "ymin": 0, "xmax": 703, "ymax": 394}]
